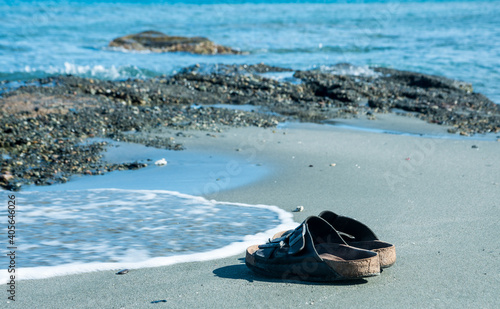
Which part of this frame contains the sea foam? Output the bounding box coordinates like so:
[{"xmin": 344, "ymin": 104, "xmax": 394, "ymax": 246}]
[{"xmin": 0, "ymin": 189, "xmax": 297, "ymax": 282}]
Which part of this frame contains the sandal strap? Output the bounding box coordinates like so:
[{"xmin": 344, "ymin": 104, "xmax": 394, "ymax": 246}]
[
  {"xmin": 258, "ymin": 223, "xmax": 305, "ymax": 255},
  {"xmin": 259, "ymin": 216, "xmax": 346, "ymax": 256},
  {"xmin": 288, "ymin": 224, "xmax": 306, "ymax": 255},
  {"xmin": 320, "ymin": 210, "xmax": 379, "ymax": 241}
]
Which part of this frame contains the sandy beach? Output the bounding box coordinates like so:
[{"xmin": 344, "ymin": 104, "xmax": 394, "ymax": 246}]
[
  {"xmin": 2, "ymin": 1, "xmax": 500, "ymax": 307},
  {"xmin": 12, "ymin": 118, "xmax": 499, "ymax": 308}
]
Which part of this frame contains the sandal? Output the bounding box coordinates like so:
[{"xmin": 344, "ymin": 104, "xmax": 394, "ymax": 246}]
[
  {"xmin": 245, "ymin": 216, "xmax": 380, "ymax": 281},
  {"xmin": 273, "ymin": 211, "xmax": 396, "ymax": 268}
]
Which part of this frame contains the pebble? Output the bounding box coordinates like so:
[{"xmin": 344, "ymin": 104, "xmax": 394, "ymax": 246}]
[
  {"xmin": 116, "ymin": 269, "xmax": 129, "ymax": 275},
  {"xmin": 155, "ymin": 158, "xmax": 168, "ymax": 166},
  {"xmin": 151, "ymin": 300, "xmax": 167, "ymax": 303}
]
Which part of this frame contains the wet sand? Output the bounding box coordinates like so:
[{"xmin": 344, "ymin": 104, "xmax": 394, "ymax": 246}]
[{"xmin": 12, "ymin": 118, "xmax": 500, "ymax": 308}]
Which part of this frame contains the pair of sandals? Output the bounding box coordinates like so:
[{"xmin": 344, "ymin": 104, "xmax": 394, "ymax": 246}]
[{"xmin": 245, "ymin": 211, "xmax": 396, "ymax": 282}]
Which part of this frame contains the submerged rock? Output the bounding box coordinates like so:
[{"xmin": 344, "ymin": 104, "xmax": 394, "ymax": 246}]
[{"xmin": 109, "ymin": 30, "xmax": 241, "ymax": 55}]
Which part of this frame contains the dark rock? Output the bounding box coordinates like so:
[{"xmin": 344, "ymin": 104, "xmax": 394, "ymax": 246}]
[
  {"xmin": 294, "ymin": 65, "xmax": 499, "ymax": 135},
  {"xmin": 180, "ymin": 63, "xmax": 293, "ymax": 75},
  {"xmin": 374, "ymin": 67, "xmax": 474, "ymax": 92},
  {"xmin": 116, "ymin": 269, "xmax": 129, "ymax": 275},
  {"xmin": 109, "ymin": 31, "xmax": 241, "ymax": 55}
]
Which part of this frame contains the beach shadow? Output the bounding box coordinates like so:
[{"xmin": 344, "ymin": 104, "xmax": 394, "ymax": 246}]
[{"xmin": 213, "ymin": 259, "xmax": 369, "ymax": 286}]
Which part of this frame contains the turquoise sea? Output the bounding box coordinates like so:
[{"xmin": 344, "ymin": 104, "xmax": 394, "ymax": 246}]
[
  {"xmin": 1, "ymin": 0, "xmax": 499, "ymax": 103},
  {"xmin": 1, "ymin": 0, "xmax": 499, "ymax": 280}
]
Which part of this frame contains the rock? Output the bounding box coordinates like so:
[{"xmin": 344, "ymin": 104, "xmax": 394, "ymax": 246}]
[
  {"xmin": 116, "ymin": 269, "xmax": 129, "ymax": 275},
  {"xmin": 155, "ymin": 158, "xmax": 168, "ymax": 166},
  {"xmin": 294, "ymin": 64, "xmax": 499, "ymax": 134},
  {"xmin": 109, "ymin": 31, "xmax": 241, "ymax": 55},
  {"xmin": 293, "ymin": 206, "xmax": 304, "ymax": 212},
  {"xmin": 373, "ymin": 67, "xmax": 474, "ymax": 92}
]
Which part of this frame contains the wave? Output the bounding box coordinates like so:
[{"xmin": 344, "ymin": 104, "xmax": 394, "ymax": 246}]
[
  {"xmin": 0, "ymin": 189, "xmax": 297, "ymax": 282},
  {"xmin": 267, "ymin": 44, "xmax": 395, "ymax": 55},
  {"xmin": 49, "ymin": 62, "xmax": 162, "ymax": 80},
  {"xmin": 0, "ymin": 62, "xmax": 162, "ymax": 81},
  {"xmin": 317, "ymin": 63, "xmax": 381, "ymax": 77}
]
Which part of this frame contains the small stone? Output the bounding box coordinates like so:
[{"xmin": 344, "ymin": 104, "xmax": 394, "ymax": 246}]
[
  {"xmin": 155, "ymin": 158, "xmax": 168, "ymax": 166},
  {"xmin": 116, "ymin": 269, "xmax": 129, "ymax": 275},
  {"xmin": 293, "ymin": 206, "xmax": 304, "ymax": 212},
  {"xmin": 0, "ymin": 173, "xmax": 14, "ymax": 181},
  {"xmin": 151, "ymin": 300, "xmax": 167, "ymax": 303}
]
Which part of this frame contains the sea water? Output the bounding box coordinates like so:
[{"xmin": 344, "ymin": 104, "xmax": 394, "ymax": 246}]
[
  {"xmin": 0, "ymin": 0, "xmax": 498, "ymax": 103},
  {"xmin": 6, "ymin": 189, "xmax": 295, "ymax": 280},
  {"xmin": 1, "ymin": 140, "xmax": 297, "ymax": 281}
]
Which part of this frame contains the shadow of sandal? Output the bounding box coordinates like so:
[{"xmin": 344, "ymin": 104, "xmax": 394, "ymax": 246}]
[{"xmin": 212, "ymin": 263, "xmax": 369, "ymax": 286}]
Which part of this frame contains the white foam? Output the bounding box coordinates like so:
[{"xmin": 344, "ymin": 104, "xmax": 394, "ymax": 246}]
[
  {"xmin": 0, "ymin": 189, "xmax": 297, "ymax": 282},
  {"xmin": 319, "ymin": 64, "xmax": 381, "ymax": 77},
  {"xmin": 56, "ymin": 62, "xmax": 122, "ymax": 79},
  {"xmin": 18, "ymin": 62, "xmax": 151, "ymax": 80},
  {"xmin": 105, "ymin": 46, "xmax": 154, "ymax": 54},
  {"xmin": 257, "ymin": 71, "xmax": 303, "ymax": 84}
]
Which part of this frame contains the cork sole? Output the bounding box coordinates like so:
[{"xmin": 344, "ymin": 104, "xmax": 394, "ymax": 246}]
[{"xmin": 245, "ymin": 244, "xmax": 380, "ymax": 281}]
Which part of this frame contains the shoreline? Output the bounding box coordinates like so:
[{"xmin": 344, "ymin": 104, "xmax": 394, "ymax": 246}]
[
  {"xmin": 11, "ymin": 121, "xmax": 500, "ymax": 308},
  {"xmin": 1, "ymin": 63, "xmax": 499, "ymax": 191},
  {"xmin": 4, "ymin": 189, "xmax": 296, "ymax": 282}
]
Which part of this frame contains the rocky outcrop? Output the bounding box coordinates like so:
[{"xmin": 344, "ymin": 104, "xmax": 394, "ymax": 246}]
[
  {"xmin": 293, "ymin": 64, "xmax": 498, "ymax": 134},
  {"xmin": 109, "ymin": 31, "xmax": 241, "ymax": 55},
  {"xmin": 1, "ymin": 63, "xmax": 498, "ymax": 190}
]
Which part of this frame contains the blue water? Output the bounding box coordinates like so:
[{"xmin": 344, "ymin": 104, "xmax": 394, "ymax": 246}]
[{"xmin": 0, "ymin": 0, "xmax": 499, "ymax": 103}]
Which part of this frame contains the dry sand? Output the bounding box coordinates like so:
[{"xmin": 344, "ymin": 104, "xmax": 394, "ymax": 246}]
[{"xmin": 12, "ymin": 117, "xmax": 500, "ymax": 308}]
